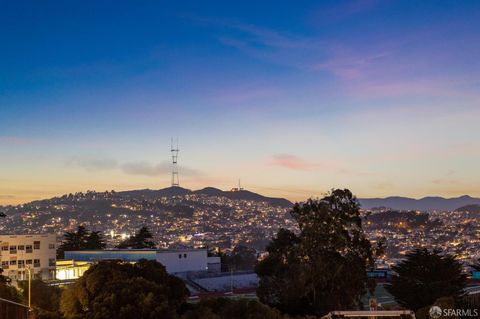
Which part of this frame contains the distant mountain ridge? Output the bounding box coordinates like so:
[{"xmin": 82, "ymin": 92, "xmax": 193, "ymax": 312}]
[
  {"xmin": 119, "ymin": 186, "xmax": 293, "ymax": 208},
  {"xmin": 358, "ymin": 195, "xmax": 480, "ymax": 211}
]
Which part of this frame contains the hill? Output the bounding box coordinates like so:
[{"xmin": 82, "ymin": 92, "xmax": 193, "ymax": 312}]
[
  {"xmin": 359, "ymin": 195, "xmax": 480, "ymax": 211},
  {"xmin": 118, "ymin": 186, "xmax": 292, "ymax": 208},
  {"xmin": 455, "ymin": 204, "xmax": 480, "ymax": 213}
]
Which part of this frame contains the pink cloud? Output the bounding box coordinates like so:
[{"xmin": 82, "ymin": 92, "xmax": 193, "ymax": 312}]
[{"xmin": 268, "ymin": 154, "xmax": 337, "ymax": 171}]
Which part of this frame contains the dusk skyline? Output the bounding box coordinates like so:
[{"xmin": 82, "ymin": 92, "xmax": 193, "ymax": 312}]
[{"xmin": 1, "ymin": 0, "xmax": 480, "ymax": 205}]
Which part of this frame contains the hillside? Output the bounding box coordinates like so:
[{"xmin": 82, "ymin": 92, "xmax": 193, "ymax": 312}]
[{"xmin": 359, "ymin": 195, "xmax": 480, "ymax": 211}]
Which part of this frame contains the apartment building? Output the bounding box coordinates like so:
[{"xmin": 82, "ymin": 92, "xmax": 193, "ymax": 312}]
[{"xmin": 0, "ymin": 234, "xmax": 56, "ymax": 281}]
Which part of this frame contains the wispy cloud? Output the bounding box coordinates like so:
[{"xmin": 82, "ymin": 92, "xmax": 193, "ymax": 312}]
[
  {"xmin": 121, "ymin": 161, "xmax": 200, "ymax": 177},
  {"xmin": 68, "ymin": 157, "xmax": 118, "ymax": 171},
  {"xmin": 69, "ymin": 157, "xmax": 201, "ymax": 177}
]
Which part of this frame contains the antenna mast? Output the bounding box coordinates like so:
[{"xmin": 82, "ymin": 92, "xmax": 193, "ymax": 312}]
[{"xmin": 171, "ymin": 138, "xmax": 179, "ymax": 187}]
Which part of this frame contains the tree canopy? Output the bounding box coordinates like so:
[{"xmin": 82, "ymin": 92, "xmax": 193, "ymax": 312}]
[
  {"xmin": 256, "ymin": 189, "xmax": 377, "ymax": 317},
  {"xmin": 18, "ymin": 279, "xmax": 62, "ymax": 319},
  {"xmin": 181, "ymin": 298, "xmax": 285, "ymax": 319},
  {"xmin": 224, "ymin": 245, "xmax": 257, "ymax": 271},
  {"xmin": 57, "ymin": 225, "xmax": 106, "ymax": 259},
  {"xmin": 60, "ymin": 259, "xmax": 188, "ymax": 319},
  {"xmin": 116, "ymin": 226, "xmax": 156, "ymax": 249},
  {"xmin": 385, "ymin": 248, "xmax": 467, "ymax": 311}
]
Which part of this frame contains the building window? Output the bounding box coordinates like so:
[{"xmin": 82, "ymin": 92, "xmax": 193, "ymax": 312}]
[
  {"xmin": 33, "ymin": 259, "xmax": 40, "ymax": 268},
  {"xmin": 26, "ymin": 259, "xmax": 33, "ymax": 265},
  {"xmin": 26, "ymin": 245, "xmax": 33, "ymax": 253},
  {"xmin": 1, "ymin": 261, "xmax": 9, "ymax": 269},
  {"xmin": 1, "ymin": 244, "xmax": 9, "ymax": 251},
  {"xmin": 178, "ymin": 254, "xmax": 182, "ymax": 259},
  {"xmin": 34, "ymin": 241, "xmax": 40, "ymax": 250},
  {"xmin": 49, "ymin": 243, "xmax": 55, "ymax": 249},
  {"xmin": 49, "ymin": 259, "xmax": 55, "ymax": 267},
  {"xmin": 184, "ymin": 254, "xmax": 187, "ymax": 258},
  {"xmin": 9, "ymin": 245, "xmax": 17, "ymax": 254},
  {"xmin": 18, "ymin": 260, "xmax": 25, "ymax": 269},
  {"xmin": 9, "ymin": 259, "xmax": 17, "ymax": 266},
  {"xmin": 18, "ymin": 245, "xmax": 25, "ymax": 250}
]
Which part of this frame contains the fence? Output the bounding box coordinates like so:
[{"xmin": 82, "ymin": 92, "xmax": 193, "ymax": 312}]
[{"xmin": 0, "ymin": 297, "xmax": 29, "ymax": 319}]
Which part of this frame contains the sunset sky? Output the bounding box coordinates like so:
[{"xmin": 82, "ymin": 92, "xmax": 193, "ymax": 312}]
[{"xmin": 1, "ymin": 1, "xmax": 480, "ymax": 205}]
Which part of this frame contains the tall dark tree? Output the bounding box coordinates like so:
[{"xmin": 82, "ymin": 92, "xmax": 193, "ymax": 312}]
[
  {"xmin": 60, "ymin": 260, "xmax": 188, "ymax": 319},
  {"xmin": 225, "ymin": 245, "xmax": 257, "ymax": 271},
  {"xmin": 117, "ymin": 226, "xmax": 156, "ymax": 249},
  {"xmin": 19, "ymin": 279, "xmax": 61, "ymax": 319},
  {"xmin": 386, "ymin": 248, "xmax": 467, "ymax": 311},
  {"xmin": 57, "ymin": 225, "xmax": 107, "ymax": 258},
  {"xmin": 85, "ymin": 230, "xmax": 107, "ymax": 250},
  {"xmin": 256, "ymin": 189, "xmax": 377, "ymax": 317}
]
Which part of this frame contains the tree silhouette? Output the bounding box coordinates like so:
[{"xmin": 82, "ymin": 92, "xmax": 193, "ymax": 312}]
[
  {"xmin": 181, "ymin": 298, "xmax": 285, "ymax": 319},
  {"xmin": 256, "ymin": 189, "xmax": 377, "ymax": 317},
  {"xmin": 60, "ymin": 260, "xmax": 188, "ymax": 319},
  {"xmin": 385, "ymin": 248, "xmax": 467, "ymax": 311},
  {"xmin": 19, "ymin": 279, "xmax": 61, "ymax": 318},
  {"xmin": 117, "ymin": 226, "xmax": 156, "ymax": 249},
  {"xmin": 57, "ymin": 225, "xmax": 106, "ymax": 258},
  {"xmin": 225, "ymin": 245, "xmax": 257, "ymax": 271}
]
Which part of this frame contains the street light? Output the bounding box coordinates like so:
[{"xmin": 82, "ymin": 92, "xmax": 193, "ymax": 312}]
[{"xmin": 25, "ymin": 266, "xmax": 32, "ymax": 308}]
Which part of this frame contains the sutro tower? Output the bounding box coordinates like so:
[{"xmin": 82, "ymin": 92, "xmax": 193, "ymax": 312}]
[{"xmin": 171, "ymin": 138, "xmax": 179, "ymax": 187}]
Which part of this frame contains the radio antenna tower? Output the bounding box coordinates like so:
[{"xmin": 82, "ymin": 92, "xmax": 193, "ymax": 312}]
[{"xmin": 171, "ymin": 138, "xmax": 179, "ymax": 187}]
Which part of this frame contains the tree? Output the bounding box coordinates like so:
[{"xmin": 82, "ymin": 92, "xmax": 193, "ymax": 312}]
[
  {"xmin": 57, "ymin": 225, "xmax": 106, "ymax": 258},
  {"xmin": 256, "ymin": 189, "xmax": 377, "ymax": 317},
  {"xmin": 85, "ymin": 230, "xmax": 106, "ymax": 250},
  {"xmin": 18, "ymin": 279, "xmax": 61, "ymax": 319},
  {"xmin": 181, "ymin": 298, "xmax": 285, "ymax": 319},
  {"xmin": 0, "ymin": 271, "xmax": 20, "ymax": 302},
  {"xmin": 385, "ymin": 248, "xmax": 467, "ymax": 311},
  {"xmin": 116, "ymin": 226, "xmax": 156, "ymax": 249},
  {"xmin": 60, "ymin": 259, "xmax": 188, "ymax": 319},
  {"xmin": 225, "ymin": 245, "xmax": 257, "ymax": 271}
]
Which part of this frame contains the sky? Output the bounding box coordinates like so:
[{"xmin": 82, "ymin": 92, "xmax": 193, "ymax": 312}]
[{"xmin": 1, "ymin": 0, "xmax": 480, "ymax": 205}]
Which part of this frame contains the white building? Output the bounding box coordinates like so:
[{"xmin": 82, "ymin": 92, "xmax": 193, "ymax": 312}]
[
  {"xmin": 0, "ymin": 234, "xmax": 56, "ymax": 281},
  {"xmin": 64, "ymin": 249, "xmax": 216, "ymax": 274}
]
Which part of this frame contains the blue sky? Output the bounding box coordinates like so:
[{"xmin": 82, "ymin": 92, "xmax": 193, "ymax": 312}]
[{"xmin": 1, "ymin": 0, "xmax": 480, "ymax": 204}]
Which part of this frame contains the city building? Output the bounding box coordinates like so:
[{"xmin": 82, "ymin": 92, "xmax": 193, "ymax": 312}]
[
  {"xmin": 55, "ymin": 260, "xmax": 91, "ymax": 281},
  {"xmin": 0, "ymin": 234, "xmax": 56, "ymax": 281},
  {"xmin": 59, "ymin": 248, "xmax": 218, "ymax": 279}
]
